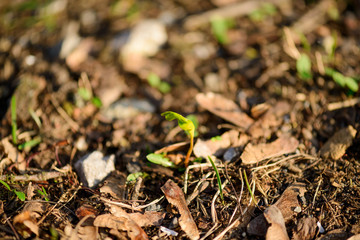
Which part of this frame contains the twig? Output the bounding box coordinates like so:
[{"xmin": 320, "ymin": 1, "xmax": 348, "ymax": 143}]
[
  {"xmin": 184, "ymin": 163, "xmax": 213, "ymax": 194},
  {"xmin": 312, "ymin": 177, "xmax": 322, "ymax": 207},
  {"xmin": 327, "ymin": 97, "xmax": 360, "ymax": 111},
  {"xmin": 101, "ymin": 196, "xmax": 164, "ymax": 211},
  {"xmin": 0, "ymin": 165, "xmax": 72, "ymax": 181},
  {"xmin": 183, "ymin": 0, "xmax": 290, "ymax": 30}
]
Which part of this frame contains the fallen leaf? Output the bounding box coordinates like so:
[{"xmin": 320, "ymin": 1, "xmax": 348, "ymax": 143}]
[
  {"xmin": 292, "ymin": 217, "xmax": 317, "ymax": 240},
  {"xmin": 196, "ymin": 92, "xmax": 254, "ymax": 130},
  {"xmin": 1, "ymin": 137, "xmax": 26, "ymax": 172},
  {"xmin": 94, "ymin": 214, "xmax": 148, "ymax": 240},
  {"xmin": 13, "ymin": 211, "xmax": 39, "ymax": 237},
  {"xmin": 161, "ymin": 179, "xmax": 200, "ymax": 240},
  {"xmin": 248, "ymin": 182, "xmax": 306, "ymax": 236},
  {"xmin": 264, "ymin": 205, "xmax": 289, "ymax": 240},
  {"xmin": 99, "ymin": 170, "xmax": 127, "ymax": 199},
  {"xmin": 319, "ymin": 125, "xmax": 357, "ymax": 160},
  {"xmin": 347, "ymin": 234, "xmax": 360, "ymax": 240},
  {"xmin": 248, "ymin": 101, "xmax": 291, "ymax": 138},
  {"xmin": 241, "ymin": 135, "xmax": 299, "ymax": 165}
]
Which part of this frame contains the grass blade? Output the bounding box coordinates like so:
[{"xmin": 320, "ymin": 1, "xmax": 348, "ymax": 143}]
[{"xmin": 208, "ymin": 156, "xmax": 224, "ymax": 205}]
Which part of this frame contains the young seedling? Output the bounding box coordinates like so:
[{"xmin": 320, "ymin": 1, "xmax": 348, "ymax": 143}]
[
  {"xmin": 161, "ymin": 111, "xmax": 195, "ymax": 167},
  {"xmin": 296, "ymin": 53, "xmax": 312, "ymax": 81},
  {"xmin": 0, "ymin": 180, "xmax": 26, "ymax": 201},
  {"xmin": 208, "ymin": 156, "xmax": 224, "ymax": 205}
]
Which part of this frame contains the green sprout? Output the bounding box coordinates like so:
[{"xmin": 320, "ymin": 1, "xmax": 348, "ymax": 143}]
[
  {"xmin": 37, "ymin": 186, "xmax": 49, "ymax": 201},
  {"xmin": 208, "ymin": 156, "xmax": 224, "ymax": 205},
  {"xmin": 147, "ymin": 72, "xmax": 171, "ymax": 94},
  {"xmin": 11, "ymin": 95, "xmax": 17, "ymax": 145},
  {"xmin": 77, "ymin": 87, "xmax": 102, "ymax": 108},
  {"xmin": 18, "ymin": 136, "xmax": 42, "ymax": 151},
  {"xmin": 249, "ymin": 3, "xmax": 277, "ymax": 22},
  {"xmin": 161, "ymin": 111, "xmax": 195, "ymax": 167},
  {"xmin": 325, "ymin": 68, "xmax": 359, "ymax": 92},
  {"xmin": 210, "ymin": 16, "xmax": 234, "ymax": 45},
  {"xmin": 243, "ymin": 169, "xmax": 257, "ymax": 205},
  {"xmin": 296, "ymin": 53, "xmax": 312, "ymax": 81},
  {"xmin": 0, "ymin": 180, "xmax": 26, "ymax": 201}
]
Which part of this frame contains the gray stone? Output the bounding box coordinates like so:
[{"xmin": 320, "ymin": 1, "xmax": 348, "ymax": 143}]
[
  {"xmin": 223, "ymin": 147, "xmax": 240, "ymax": 162},
  {"xmin": 74, "ymin": 151, "xmax": 115, "ymax": 188}
]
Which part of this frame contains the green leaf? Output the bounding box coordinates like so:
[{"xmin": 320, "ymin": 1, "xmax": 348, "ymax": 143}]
[
  {"xmin": 78, "ymin": 88, "xmax": 92, "ymax": 101},
  {"xmin": 210, "ymin": 16, "xmax": 229, "ymax": 44},
  {"xmin": 211, "ymin": 136, "xmax": 222, "ymax": 142},
  {"xmin": 161, "ymin": 111, "xmax": 195, "ymax": 139},
  {"xmin": 332, "ymin": 72, "xmax": 346, "ymax": 87},
  {"xmin": 158, "ymin": 82, "xmax": 171, "ymax": 93},
  {"xmin": 0, "ymin": 180, "xmax": 11, "ymax": 191},
  {"xmin": 127, "ymin": 172, "xmax": 149, "ymax": 182},
  {"xmin": 146, "ymin": 153, "xmax": 176, "ymax": 168},
  {"xmin": 91, "ymin": 97, "xmax": 102, "ymax": 108},
  {"xmin": 18, "ymin": 136, "xmax": 41, "ymax": 151},
  {"xmin": 296, "ymin": 53, "xmax": 312, "ymax": 81},
  {"xmin": 345, "ymin": 77, "xmax": 359, "ymax": 92},
  {"xmin": 14, "ymin": 190, "xmax": 26, "ymax": 201},
  {"xmin": 147, "ymin": 73, "xmax": 161, "ymax": 87}
]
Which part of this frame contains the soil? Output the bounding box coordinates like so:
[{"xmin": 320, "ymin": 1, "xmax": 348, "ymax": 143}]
[{"xmin": 1, "ymin": 0, "xmax": 360, "ymax": 239}]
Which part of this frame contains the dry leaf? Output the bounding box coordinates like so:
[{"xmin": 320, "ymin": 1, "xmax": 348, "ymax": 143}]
[
  {"xmin": 292, "ymin": 217, "xmax": 317, "ymax": 240},
  {"xmin": 13, "ymin": 211, "xmax": 39, "ymax": 237},
  {"xmin": 75, "ymin": 204, "xmax": 99, "ymax": 220},
  {"xmin": 319, "ymin": 125, "xmax": 357, "ymax": 160},
  {"xmin": 196, "ymin": 92, "xmax": 254, "ymax": 130},
  {"xmin": 1, "ymin": 137, "xmax": 25, "ymax": 172},
  {"xmin": 264, "ymin": 205, "xmax": 289, "ymax": 240},
  {"xmin": 77, "ymin": 226, "xmax": 97, "ymax": 240},
  {"xmin": 99, "ymin": 170, "xmax": 127, "ymax": 199},
  {"xmin": 94, "ymin": 214, "xmax": 148, "ymax": 240},
  {"xmin": 161, "ymin": 179, "xmax": 200, "ymax": 240},
  {"xmin": 241, "ymin": 135, "xmax": 299, "ymax": 165},
  {"xmin": 248, "ymin": 101, "xmax": 291, "ymax": 138},
  {"xmin": 248, "ymin": 183, "xmax": 306, "ymax": 236},
  {"xmin": 347, "ymin": 234, "xmax": 360, "ymax": 240}
]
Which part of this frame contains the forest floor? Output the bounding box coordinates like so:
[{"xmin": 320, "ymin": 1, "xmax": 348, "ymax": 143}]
[{"xmin": 1, "ymin": 0, "xmax": 360, "ymax": 239}]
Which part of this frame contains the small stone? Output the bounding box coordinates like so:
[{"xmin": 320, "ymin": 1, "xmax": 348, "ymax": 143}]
[
  {"xmin": 223, "ymin": 147, "xmax": 240, "ymax": 162},
  {"xmin": 74, "ymin": 151, "xmax": 115, "ymax": 188}
]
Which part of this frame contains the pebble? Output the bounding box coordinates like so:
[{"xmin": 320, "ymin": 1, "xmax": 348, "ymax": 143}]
[
  {"xmin": 101, "ymin": 98, "xmax": 155, "ymax": 120},
  {"xmin": 223, "ymin": 147, "xmax": 240, "ymax": 162},
  {"xmin": 74, "ymin": 151, "xmax": 115, "ymax": 188}
]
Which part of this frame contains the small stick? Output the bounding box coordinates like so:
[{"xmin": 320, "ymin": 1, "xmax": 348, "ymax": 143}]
[{"xmin": 327, "ymin": 97, "xmax": 360, "ymax": 111}]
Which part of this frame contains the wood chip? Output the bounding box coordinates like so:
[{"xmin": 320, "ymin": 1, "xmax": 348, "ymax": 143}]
[
  {"xmin": 196, "ymin": 92, "xmax": 254, "ymax": 130},
  {"xmin": 161, "ymin": 179, "xmax": 200, "ymax": 240},
  {"xmin": 319, "ymin": 125, "xmax": 357, "ymax": 160},
  {"xmin": 292, "ymin": 217, "xmax": 317, "ymax": 240},
  {"xmin": 241, "ymin": 135, "xmax": 299, "ymax": 165}
]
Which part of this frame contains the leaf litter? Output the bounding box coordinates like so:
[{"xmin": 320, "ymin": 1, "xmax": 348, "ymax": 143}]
[{"xmin": 1, "ymin": 0, "xmax": 360, "ymax": 239}]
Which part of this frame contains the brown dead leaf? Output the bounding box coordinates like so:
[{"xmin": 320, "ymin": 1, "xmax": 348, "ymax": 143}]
[
  {"xmin": 196, "ymin": 92, "xmax": 254, "ymax": 130},
  {"xmin": 292, "ymin": 217, "xmax": 317, "ymax": 240},
  {"xmin": 319, "ymin": 125, "xmax": 357, "ymax": 160},
  {"xmin": 94, "ymin": 214, "xmax": 148, "ymax": 240},
  {"xmin": 161, "ymin": 179, "xmax": 200, "ymax": 240},
  {"xmin": 108, "ymin": 204, "xmax": 165, "ymax": 227},
  {"xmin": 347, "ymin": 234, "xmax": 360, "ymax": 240},
  {"xmin": 241, "ymin": 135, "xmax": 299, "ymax": 165},
  {"xmin": 77, "ymin": 226, "xmax": 97, "ymax": 240},
  {"xmin": 194, "ymin": 130, "xmax": 246, "ymax": 159},
  {"xmin": 248, "ymin": 101, "xmax": 291, "ymax": 138},
  {"xmin": 1, "ymin": 137, "xmax": 25, "ymax": 172},
  {"xmin": 76, "ymin": 204, "xmax": 99, "ymax": 220},
  {"xmin": 248, "ymin": 182, "xmax": 306, "ymax": 236},
  {"xmin": 13, "ymin": 211, "xmax": 39, "ymax": 237},
  {"xmin": 251, "ymin": 102, "xmax": 271, "ymax": 119},
  {"xmin": 264, "ymin": 205, "xmax": 289, "ymax": 240},
  {"xmin": 100, "ymin": 170, "xmax": 127, "ymax": 199}
]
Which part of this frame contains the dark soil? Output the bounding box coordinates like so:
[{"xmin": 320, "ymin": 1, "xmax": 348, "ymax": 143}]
[{"xmin": 1, "ymin": 0, "xmax": 360, "ymax": 239}]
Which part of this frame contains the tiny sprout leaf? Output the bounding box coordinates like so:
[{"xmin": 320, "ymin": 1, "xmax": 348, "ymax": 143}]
[
  {"xmin": 0, "ymin": 180, "xmax": 11, "ymax": 191},
  {"xmin": 146, "ymin": 153, "xmax": 176, "ymax": 168},
  {"xmin": 127, "ymin": 172, "xmax": 149, "ymax": 182},
  {"xmin": 14, "ymin": 190, "xmax": 26, "ymax": 201},
  {"xmin": 161, "ymin": 111, "xmax": 195, "ymax": 139},
  {"xmin": 296, "ymin": 53, "xmax": 312, "ymax": 81},
  {"xmin": 345, "ymin": 77, "xmax": 359, "ymax": 92},
  {"xmin": 332, "ymin": 72, "xmax": 346, "ymax": 87}
]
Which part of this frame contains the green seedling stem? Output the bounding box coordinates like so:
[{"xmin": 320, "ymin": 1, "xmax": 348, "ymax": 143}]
[
  {"xmin": 243, "ymin": 169, "xmax": 257, "ymax": 206},
  {"xmin": 161, "ymin": 111, "xmax": 195, "ymax": 167},
  {"xmin": 208, "ymin": 156, "xmax": 224, "ymax": 205}
]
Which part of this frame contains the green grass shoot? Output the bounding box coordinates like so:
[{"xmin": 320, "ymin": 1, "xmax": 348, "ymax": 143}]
[
  {"xmin": 161, "ymin": 111, "xmax": 195, "ymax": 167},
  {"xmin": 325, "ymin": 67, "xmax": 358, "ymax": 92},
  {"xmin": 0, "ymin": 180, "xmax": 26, "ymax": 201},
  {"xmin": 37, "ymin": 186, "xmax": 49, "ymax": 201},
  {"xmin": 243, "ymin": 169, "xmax": 257, "ymax": 205},
  {"xmin": 208, "ymin": 156, "xmax": 224, "ymax": 205},
  {"xmin": 296, "ymin": 53, "xmax": 312, "ymax": 81},
  {"xmin": 18, "ymin": 136, "xmax": 42, "ymax": 151},
  {"xmin": 11, "ymin": 95, "xmax": 17, "ymax": 145}
]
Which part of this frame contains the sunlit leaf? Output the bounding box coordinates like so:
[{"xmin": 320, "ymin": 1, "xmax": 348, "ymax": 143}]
[
  {"xmin": 345, "ymin": 77, "xmax": 359, "ymax": 92},
  {"xmin": 146, "ymin": 153, "xmax": 176, "ymax": 168},
  {"xmin": 0, "ymin": 180, "xmax": 11, "ymax": 191},
  {"xmin": 14, "ymin": 190, "xmax": 26, "ymax": 201},
  {"xmin": 161, "ymin": 111, "xmax": 195, "ymax": 139}
]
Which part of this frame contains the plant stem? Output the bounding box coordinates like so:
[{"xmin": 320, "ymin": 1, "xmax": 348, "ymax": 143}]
[
  {"xmin": 11, "ymin": 95, "xmax": 17, "ymax": 145},
  {"xmin": 243, "ymin": 169, "xmax": 257, "ymax": 206},
  {"xmin": 184, "ymin": 136, "xmax": 193, "ymax": 167}
]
